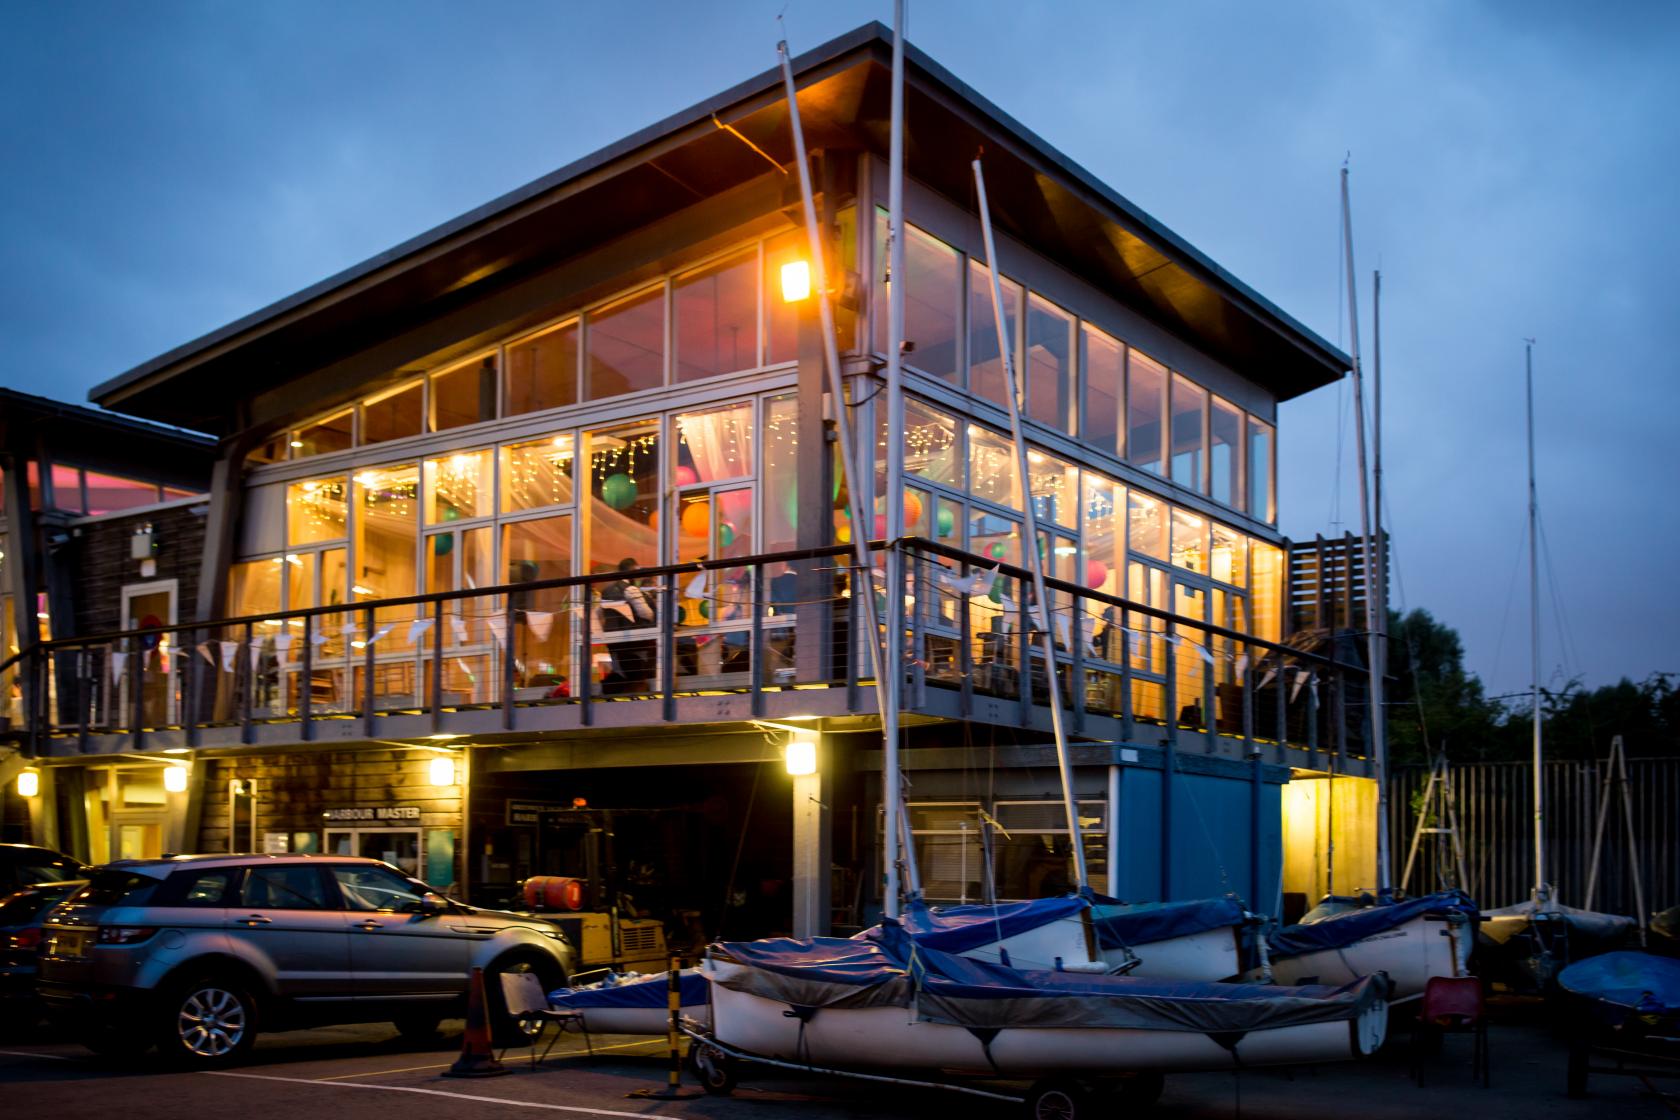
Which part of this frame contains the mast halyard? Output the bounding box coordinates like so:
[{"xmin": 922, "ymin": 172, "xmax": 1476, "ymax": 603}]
[{"xmin": 973, "ymin": 157, "xmax": 1088, "ymax": 892}]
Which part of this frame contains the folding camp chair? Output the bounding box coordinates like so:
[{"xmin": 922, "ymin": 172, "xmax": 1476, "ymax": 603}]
[{"xmin": 496, "ymin": 971, "xmax": 583, "ymax": 1069}]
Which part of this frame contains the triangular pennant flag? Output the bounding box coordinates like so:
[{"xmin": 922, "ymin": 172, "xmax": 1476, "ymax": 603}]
[
  {"xmin": 274, "ymin": 633, "xmax": 294, "ymax": 669},
  {"xmin": 1191, "ymin": 640, "xmax": 1214, "ymax": 666},
  {"xmin": 110, "ymin": 651, "xmax": 128, "ymax": 684},
  {"xmin": 340, "ymin": 621, "xmax": 360, "ymax": 638},
  {"xmin": 219, "ymin": 641, "xmax": 238, "ymax": 673},
  {"xmin": 683, "ymin": 571, "xmax": 708, "ymax": 600},
  {"xmin": 1290, "ymin": 669, "xmax": 1310, "ymax": 703},
  {"xmin": 309, "ymin": 627, "xmax": 330, "ymax": 646},
  {"xmin": 600, "ymin": 600, "xmax": 634, "ymax": 622},
  {"xmin": 366, "ymin": 624, "xmax": 394, "ymax": 646},
  {"xmin": 407, "ymin": 617, "xmax": 435, "ymax": 646},
  {"xmin": 197, "ymin": 640, "xmax": 217, "ymax": 667},
  {"xmin": 485, "ymin": 615, "xmax": 508, "ymax": 648},
  {"xmin": 1235, "ymin": 654, "xmax": 1249, "ymax": 677},
  {"xmin": 526, "ymin": 611, "xmax": 554, "ymax": 642},
  {"xmin": 1054, "ymin": 615, "xmax": 1071, "ymax": 648},
  {"xmin": 449, "ymin": 615, "xmax": 469, "ymax": 646}
]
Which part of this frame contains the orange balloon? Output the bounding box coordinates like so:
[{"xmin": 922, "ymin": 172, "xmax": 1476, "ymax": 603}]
[
  {"xmin": 680, "ymin": 501, "xmax": 710, "ymax": 538},
  {"xmin": 903, "ymin": 491, "xmax": 924, "ymax": 527}
]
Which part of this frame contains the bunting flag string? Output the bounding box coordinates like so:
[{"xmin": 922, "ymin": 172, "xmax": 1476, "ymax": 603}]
[
  {"xmin": 526, "ymin": 611, "xmax": 554, "ymax": 642},
  {"xmin": 309, "ymin": 628, "xmax": 330, "ymax": 646},
  {"xmin": 365, "ymin": 624, "xmax": 394, "ymax": 646},
  {"xmin": 274, "ymin": 633, "xmax": 294, "ymax": 670},
  {"xmin": 485, "ymin": 615, "xmax": 508, "ymax": 648},
  {"xmin": 1290, "ymin": 669, "xmax": 1311, "ymax": 703},
  {"xmin": 449, "ymin": 615, "xmax": 469, "ymax": 646},
  {"xmin": 109, "ymin": 651, "xmax": 128, "ymax": 684},
  {"xmin": 219, "ymin": 641, "xmax": 238, "ymax": 674},
  {"xmin": 683, "ymin": 572, "xmax": 708, "ymax": 600},
  {"xmin": 197, "ymin": 640, "xmax": 218, "ymax": 667},
  {"xmin": 406, "ymin": 617, "xmax": 434, "ymax": 647}
]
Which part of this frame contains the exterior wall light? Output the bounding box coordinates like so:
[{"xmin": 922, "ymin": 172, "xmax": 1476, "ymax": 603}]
[
  {"xmin": 17, "ymin": 769, "xmax": 40, "ymax": 798},
  {"xmin": 163, "ymin": 764, "xmax": 189, "ymax": 794},
  {"xmin": 429, "ymin": 755, "xmax": 457, "ymax": 787},
  {"xmin": 784, "ymin": 733, "xmax": 817, "ymax": 776},
  {"xmin": 780, "ymin": 260, "xmax": 811, "ymax": 303}
]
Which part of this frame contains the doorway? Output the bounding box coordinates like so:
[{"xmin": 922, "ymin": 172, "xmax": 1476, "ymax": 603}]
[
  {"xmin": 119, "ymin": 579, "xmax": 178, "ymax": 726},
  {"xmin": 325, "ymin": 828, "xmax": 423, "ymax": 877}
]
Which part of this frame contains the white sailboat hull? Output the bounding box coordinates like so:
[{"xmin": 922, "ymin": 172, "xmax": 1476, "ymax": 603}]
[
  {"xmin": 705, "ymin": 960, "xmax": 1384, "ymax": 1074},
  {"xmin": 1103, "ymin": 923, "xmax": 1242, "ymax": 982},
  {"xmin": 1259, "ymin": 914, "xmax": 1472, "ymax": 1002}
]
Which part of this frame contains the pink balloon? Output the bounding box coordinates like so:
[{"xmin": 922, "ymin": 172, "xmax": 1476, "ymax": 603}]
[
  {"xmin": 674, "ymin": 465, "xmax": 699, "ymax": 487},
  {"xmin": 1085, "ymin": 559, "xmax": 1109, "ymax": 588},
  {"xmin": 873, "ymin": 514, "xmax": 888, "ymax": 539}
]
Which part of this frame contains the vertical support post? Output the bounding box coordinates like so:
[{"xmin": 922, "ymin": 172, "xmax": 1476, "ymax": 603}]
[
  {"xmin": 239, "ymin": 620, "xmax": 254, "ymax": 745},
  {"xmin": 1525, "ymin": 340, "xmax": 1544, "ymax": 898},
  {"xmin": 430, "ymin": 598, "xmax": 445, "ymax": 732},
  {"xmin": 958, "ymin": 583, "xmax": 973, "ymax": 718},
  {"xmin": 1161, "ymin": 736, "xmax": 1175, "ymax": 901},
  {"xmin": 578, "ymin": 579, "xmax": 593, "ymax": 726},
  {"xmin": 750, "ymin": 564, "xmax": 765, "ymax": 717},
  {"xmin": 1106, "ymin": 762, "xmax": 1121, "ymax": 898},
  {"xmin": 361, "ymin": 605, "xmax": 376, "ymax": 736},
  {"xmin": 660, "ymin": 576, "xmax": 677, "ymax": 722},
  {"xmin": 1119, "ymin": 607, "xmax": 1134, "ymax": 744},
  {"xmin": 790, "ymin": 732, "xmax": 832, "ymax": 937},
  {"xmin": 299, "ymin": 613, "xmax": 313, "ymax": 741},
  {"xmin": 501, "ymin": 592, "xmax": 516, "ymax": 730}
]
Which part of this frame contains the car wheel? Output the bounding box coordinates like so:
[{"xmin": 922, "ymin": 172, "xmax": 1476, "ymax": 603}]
[
  {"xmin": 485, "ymin": 954, "xmax": 564, "ymax": 1048},
  {"xmin": 393, "ymin": 1013, "xmax": 445, "ymax": 1044},
  {"xmin": 157, "ymin": 974, "xmax": 259, "ymax": 1066}
]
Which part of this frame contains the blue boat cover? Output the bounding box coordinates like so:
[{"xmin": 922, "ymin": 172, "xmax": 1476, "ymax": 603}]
[
  {"xmin": 713, "ymin": 920, "xmax": 1381, "ymax": 1032},
  {"xmin": 1558, "ymin": 951, "xmax": 1680, "ymax": 1014},
  {"xmin": 1088, "ymin": 895, "xmax": 1246, "ymax": 948},
  {"xmin": 549, "ymin": 969, "xmax": 708, "ymax": 1010},
  {"xmin": 897, "ymin": 896, "xmax": 1088, "ymax": 953},
  {"xmin": 1269, "ymin": 890, "xmax": 1477, "ymax": 959}
]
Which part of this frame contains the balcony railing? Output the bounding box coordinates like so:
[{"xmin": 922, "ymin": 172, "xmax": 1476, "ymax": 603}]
[{"xmin": 1, "ymin": 539, "xmax": 1372, "ymax": 760}]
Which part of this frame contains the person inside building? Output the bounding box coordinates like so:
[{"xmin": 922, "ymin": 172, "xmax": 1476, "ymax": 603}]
[{"xmin": 598, "ymin": 558, "xmax": 656, "ymax": 694}]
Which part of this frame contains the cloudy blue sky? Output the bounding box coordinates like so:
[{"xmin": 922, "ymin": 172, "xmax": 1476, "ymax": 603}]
[{"xmin": 2, "ymin": 1, "xmax": 1674, "ymax": 702}]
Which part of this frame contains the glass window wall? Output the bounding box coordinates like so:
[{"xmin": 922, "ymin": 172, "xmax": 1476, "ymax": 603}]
[
  {"xmin": 505, "ymin": 320, "xmax": 578, "ymax": 417},
  {"xmin": 1210, "ymin": 395, "xmax": 1241, "ymax": 508},
  {"xmin": 968, "ymin": 261, "xmax": 1021, "ymax": 409},
  {"xmin": 674, "ymin": 249, "xmax": 757, "ymax": 383},
  {"xmin": 424, "ymin": 450, "xmax": 492, "ymax": 523},
  {"xmin": 1248, "ymin": 419, "xmax": 1275, "ymax": 523},
  {"xmin": 585, "ymin": 286, "xmax": 664, "ymax": 401},
  {"xmin": 501, "ymin": 434, "xmax": 574, "ymax": 513},
  {"xmin": 1170, "ymin": 374, "xmax": 1207, "ymax": 492},
  {"xmin": 1025, "ymin": 293, "xmax": 1074, "ymax": 433},
  {"xmin": 1081, "ymin": 324, "xmax": 1123, "ymax": 458},
  {"xmin": 362, "ymin": 382, "xmax": 423, "ymax": 446},
  {"xmin": 875, "ymin": 214, "xmax": 961, "ymax": 381},
  {"xmin": 1127, "ymin": 350, "xmax": 1166, "ymax": 474},
  {"xmin": 431, "ymin": 356, "xmax": 497, "ymax": 432}
]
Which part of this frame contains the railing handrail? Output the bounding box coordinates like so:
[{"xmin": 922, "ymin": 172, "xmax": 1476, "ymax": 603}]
[{"xmin": 5, "ymin": 536, "xmax": 1363, "ymax": 680}]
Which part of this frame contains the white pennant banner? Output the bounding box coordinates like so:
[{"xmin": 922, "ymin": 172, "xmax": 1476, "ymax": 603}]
[
  {"xmin": 220, "ymin": 641, "xmax": 238, "ymax": 674},
  {"xmin": 110, "ymin": 651, "xmax": 128, "ymax": 684},
  {"xmin": 309, "ymin": 627, "xmax": 330, "ymax": 646},
  {"xmin": 485, "ymin": 615, "xmax": 508, "ymax": 648},
  {"xmin": 407, "ymin": 617, "xmax": 435, "ymax": 647},
  {"xmin": 526, "ymin": 611, "xmax": 554, "ymax": 642},
  {"xmin": 197, "ymin": 640, "xmax": 218, "ymax": 667},
  {"xmin": 274, "ymin": 633, "xmax": 294, "ymax": 669},
  {"xmin": 449, "ymin": 615, "xmax": 469, "ymax": 646},
  {"xmin": 1290, "ymin": 669, "xmax": 1311, "ymax": 703}
]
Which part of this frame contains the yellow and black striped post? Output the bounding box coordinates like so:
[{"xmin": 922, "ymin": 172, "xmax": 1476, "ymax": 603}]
[{"xmin": 627, "ymin": 955, "xmax": 699, "ymax": 1099}]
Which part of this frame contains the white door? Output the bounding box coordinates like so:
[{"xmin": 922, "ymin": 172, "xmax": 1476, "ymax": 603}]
[{"xmin": 119, "ymin": 579, "xmax": 179, "ymax": 727}]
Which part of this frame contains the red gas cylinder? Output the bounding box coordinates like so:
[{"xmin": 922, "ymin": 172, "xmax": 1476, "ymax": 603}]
[{"xmin": 523, "ymin": 875, "xmax": 585, "ymax": 912}]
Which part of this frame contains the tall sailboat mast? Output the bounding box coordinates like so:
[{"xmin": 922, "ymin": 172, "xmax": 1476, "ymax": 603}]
[
  {"xmin": 973, "ymin": 157, "xmax": 1088, "ymax": 891},
  {"xmin": 775, "ymin": 34, "xmax": 901, "ymax": 914},
  {"xmin": 1340, "ymin": 166, "xmax": 1390, "ymax": 893},
  {"xmin": 1526, "ymin": 339, "xmax": 1543, "ymax": 899}
]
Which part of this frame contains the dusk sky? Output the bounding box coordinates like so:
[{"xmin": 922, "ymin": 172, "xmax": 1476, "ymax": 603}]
[{"xmin": 2, "ymin": 1, "xmax": 1674, "ymax": 704}]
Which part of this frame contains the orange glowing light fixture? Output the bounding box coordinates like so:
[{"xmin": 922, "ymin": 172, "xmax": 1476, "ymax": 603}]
[{"xmin": 780, "ymin": 259, "xmax": 812, "ymax": 303}]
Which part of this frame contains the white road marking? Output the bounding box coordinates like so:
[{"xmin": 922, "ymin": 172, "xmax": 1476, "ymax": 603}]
[
  {"xmin": 312, "ymin": 1036, "xmax": 668, "ymax": 1080},
  {"xmin": 0, "ymin": 1050, "xmax": 77, "ymax": 1061},
  {"xmin": 205, "ymin": 1070, "xmax": 661, "ymax": 1117}
]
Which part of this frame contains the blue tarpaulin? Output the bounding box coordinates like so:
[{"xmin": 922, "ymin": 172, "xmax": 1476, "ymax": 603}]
[
  {"xmin": 713, "ymin": 919, "xmax": 1381, "ymax": 1032},
  {"xmin": 897, "ymin": 896, "xmax": 1088, "ymax": 954},
  {"xmin": 1269, "ymin": 891, "xmax": 1477, "ymax": 959},
  {"xmin": 1088, "ymin": 895, "xmax": 1246, "ymax": 948},
  {"xmin": 549, "ymin": 969, "xmax": 708, "ymax": 1010},
  {"xmin": 1559, "ymin": 951, "xmax": 1680, "ymax": 1014}
]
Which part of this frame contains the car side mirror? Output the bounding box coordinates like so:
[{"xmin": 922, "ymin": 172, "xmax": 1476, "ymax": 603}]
[{"xmin": 417, "ymin": 892, "xmax": 448, "ymax": 916}]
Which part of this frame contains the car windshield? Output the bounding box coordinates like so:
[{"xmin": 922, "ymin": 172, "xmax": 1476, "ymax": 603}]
[
  {"xmin": 14, "ymin": 853, "xmax": 83, "ymax": 886},
  {"xmin": 0, "ymin": 885, "xmax": 79, "ymax": 925},
  {"xmin": 75, "ymin": 870, "xmax": 161, "ymax": 908}
]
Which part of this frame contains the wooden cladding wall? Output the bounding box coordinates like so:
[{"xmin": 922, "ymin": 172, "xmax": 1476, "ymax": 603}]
[
  {"xmin": 1389, "ymin": 756, "xmax": 1680, "ymax": 916},
  {"xmin": 66, "ymin": 503, "xmax": 206, "ymax": 636},
  {"xmin": 196, "ymin": 748, "xmax": 462, "ymax": 875}
]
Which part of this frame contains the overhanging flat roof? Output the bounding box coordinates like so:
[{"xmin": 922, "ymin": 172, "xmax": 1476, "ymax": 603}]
[{"xmin": 91, "ymin": 22, "xmax": 1349, "ymax": 434}]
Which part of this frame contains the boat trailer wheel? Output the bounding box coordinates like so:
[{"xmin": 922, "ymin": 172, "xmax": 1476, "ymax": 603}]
[
  {"xmin": 692, "ymin": 1042, "xmax": 737, "ymax": 1096},
  {"xmin": 1024, "ymin": 1078, "xmax": 1091, "ymax": 1120}
]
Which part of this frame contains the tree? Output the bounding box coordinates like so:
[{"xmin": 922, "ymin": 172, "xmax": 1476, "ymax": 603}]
[{"xmin": 1385, "ymin": 608, "xmax": 1506, "ymax": 765}]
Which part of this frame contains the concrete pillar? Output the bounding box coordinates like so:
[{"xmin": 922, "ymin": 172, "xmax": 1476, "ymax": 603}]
[{"xmin": 789, "ymin": 731, "xmax": 832, "ymax": 938}]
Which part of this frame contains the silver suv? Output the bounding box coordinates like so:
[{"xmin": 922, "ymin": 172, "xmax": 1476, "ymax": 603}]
[{"xmin": 38, "ymin": 854, "xmax": 573, "ymax": 1065}]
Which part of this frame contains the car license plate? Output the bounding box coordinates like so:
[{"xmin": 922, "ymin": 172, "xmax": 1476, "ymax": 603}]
[{"xmin": 51, "ymin": 930, "xmax": 87, "ymax": 957}]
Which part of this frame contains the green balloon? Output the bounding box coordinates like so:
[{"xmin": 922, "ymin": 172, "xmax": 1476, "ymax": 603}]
[
  {"xmin": 936, "ymin": 506, "xmax": 955, "ymax": 538},
  {"xmin": 718, "ymin": 521, "xmax": 736, "ymax": 548},
  {"xmin": 783, "ymin": 484, "xmax": 799, "ymax": 529},
  {"xmin": 988, "ymin": 542, "xmax": 1007, "ymax": 560},
  {"xmin": 698, "ymin": 599, "xmax": 711, "ymax": 620},
  {"xmin": 601, "ymin": 472, "xmax": 637, "ymax": 510},
  {"xmin": 432, "ymin": 533, "xmax": 454, "ymax": 557}
]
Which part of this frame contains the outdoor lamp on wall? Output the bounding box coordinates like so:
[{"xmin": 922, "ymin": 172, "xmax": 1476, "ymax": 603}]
[
  {"xmin": 784, "ymin": 732, "xmax": 817, "ymax": 776},
  {"xmin": 163, "ymin": 764, "xmax": 189, "ymax": 794},
  {"xmin": 780, "ymin": 259, "xmax": 812, "ymax": 303},
  {"xmin": 16, "ymin": 769, "xmax": 40, "ymax": 798},
  {"xmin": 429, "ymin": 754, "xmax": 457, "ymax": 787}
]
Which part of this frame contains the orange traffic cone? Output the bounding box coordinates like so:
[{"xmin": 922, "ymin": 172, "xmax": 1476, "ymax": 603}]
[{"xmin": 445, "ymin": 966, "xmax": 509, "ymax": 1078}]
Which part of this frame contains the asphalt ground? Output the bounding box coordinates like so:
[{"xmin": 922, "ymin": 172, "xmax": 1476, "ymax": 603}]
[{"xmin": 0, "ymin": 1009, "xmax": 1674, "ymax": 1119}]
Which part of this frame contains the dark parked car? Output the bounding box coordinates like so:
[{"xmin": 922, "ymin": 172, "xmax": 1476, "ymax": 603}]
[
  {"xmin": 39, "ymin": 854, "xmax": 574, "ymax": 1065},
  {"xmin": 0, "ymin": 844, "xmax": 88, "ymax": 894},
  {"xmin": 1, "ymin": 879, "xmax": 88, "ymax": 1021}
]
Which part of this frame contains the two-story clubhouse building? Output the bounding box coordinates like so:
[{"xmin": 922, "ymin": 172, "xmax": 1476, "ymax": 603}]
[{"xmin": 4, "ymin": 24, "xmax": 1378, "ymax": 940}]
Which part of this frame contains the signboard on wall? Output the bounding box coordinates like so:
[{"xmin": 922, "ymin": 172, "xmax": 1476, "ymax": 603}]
[
  {"xmin": 321, "ymin": 806, "xmax": 421, "ymax": 823},
  {"xmin": 506, "ymin": 800, "xmax": 567, "ymax": 826},
  {"xmin": 262, "ymin": 832, "xmax": 290, "ymax": 854}
]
